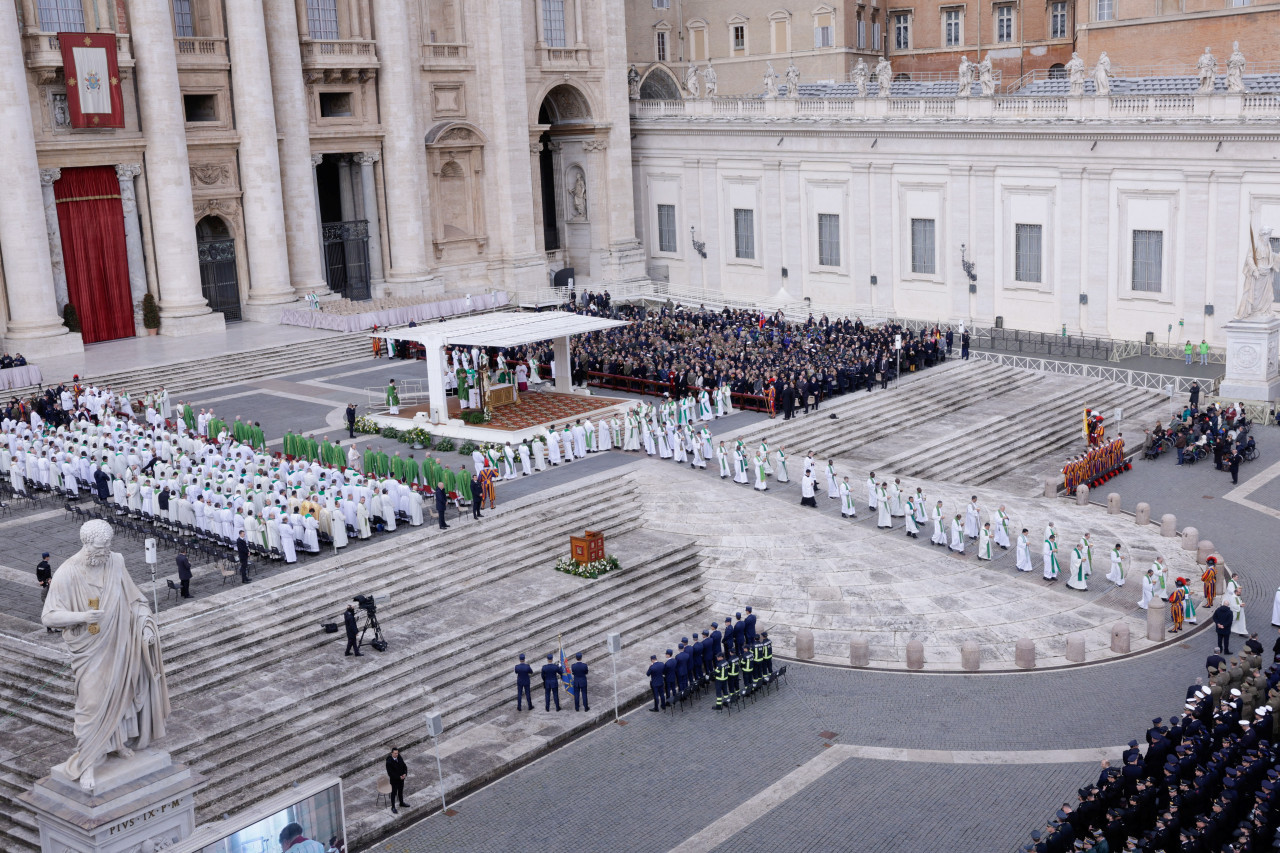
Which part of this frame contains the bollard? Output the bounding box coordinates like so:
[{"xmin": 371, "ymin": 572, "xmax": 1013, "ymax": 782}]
[
  {"xmin": 1160, "ymin": 514, "xmax": 1177, "ymax": 537},
  {"xmin": 1196, "ymin": 541, "xmax": 1215, "ymax": 565},
  {"xmin": 795, "ymin": 629, "xmax": 815, "ymax": 661},
  {"xmin": 1180, "ymin": 526, "xmax": 1199, "ymax": 551},
  {"xmin": 1135, "ymin": 502, "xmax": 1151, "ymax": 525},
  {"xmin": 1107, "ymin": 493, "xmax": 1122, "ymax": 515},
  {"xmin": 1111, "ymin": 622, "xmax": 1130, "ymax": 654},
  {"xmin": 1015, "ymin": 638, "xmax": 1036, "ymax": 669},
  {"xmin": 1146, "ymin": 606, "xmax": 1165, "ymax": 641},
  {"xmin": 960, "ymin": 640, "xmax": 981, "ymax": 671},
  {"xmin": 905, "ymin": 639, "xmax": 925, "ymax": 670},
  {"xmin": 1075, "ymin": 484, "xmax": 1091, "ymax": 507},
  {"xmin": 849, "ymin": 636, "xmax": 869, "ymax": 667},
  {"xmin": 1044, "ymin": 475, "xmax": 1060, "ymax": 499},
  {"xmin": 1065, "ymin": 634, "xmax": 1087, "ymax": 663}
]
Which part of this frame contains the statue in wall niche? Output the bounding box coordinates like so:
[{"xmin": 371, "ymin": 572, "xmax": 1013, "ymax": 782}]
[
  {"xmin": 41, "ymin": 520, "xmax": 170, "ymax": 792},
  {"xmin": 874, "ymin": 57, "xmax": 892, "ymax": 97},
  {"xmin": 569, "ymin": 172, "xmax": 587, "ymax": 220},
  {"xmin": 1227, "ymin": 43, "xmax": 1248, "ymax": 94},
  {"xmin": 763, "ymin": 62, "xmax": 780, "ymax": 99},
  {"xmin": 1092, "ymin": 52, "xmax": 1112, "ymax": 96},
  {"xmin": 956, "ymin": 55, "xmax": 973, "ymax": 98},
  {"xmin": 628, "ymin": 65, "xmax": 641, "ymax": 100},
  {"xmin": 702, "ymin": 62, "xmax": 718, "ymax": 98},
  {"xmin": 685, "ymin": 64, "xmax": 701, "ymax": 100},
  {"xmin": 1196, "ymin": 47, "xmax": 1217, "ymax": 95},
  {"xmin": 1066, "ymin": 52, "xmax": 1086, "ymax": 96},
  {"xmin": 977, "ymin": 55, "xmax": 995, "ymax": 97},
  {"xmin": 785, "ymin": 61, "xmax": 800, "ymax": 98},
  {"xmin": 851, "ymin": 58, "xmax": 869, "ymax": 97},
  {"xmin": 1235, "ymin": 228, "xmax": 1276, "ymax": 321}
]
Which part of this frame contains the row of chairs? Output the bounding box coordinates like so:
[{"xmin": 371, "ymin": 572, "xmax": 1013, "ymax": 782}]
[{"xmin": 662, "ymin": 661, "xmax": 788, "ymax": 717}]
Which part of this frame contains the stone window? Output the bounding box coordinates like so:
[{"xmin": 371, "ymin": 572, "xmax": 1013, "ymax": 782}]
[
  {"xmin": 731, "ymin": 23, "xmax": 746, "ymax": 54},
  {"xmin": 687, "ymin": 22, "xmax": 707, "ymax": 61},
  {"xmin": 172, "ymin": 0, "xmax": 194, "ymax": 36},
  {"xmin": 893, "ymin": 12, "xmax": 910, "ymax": 50},
  {"xmin": 306, "ymin": 0, "xmax": 339, "ymax": 39},
  {"xmin": 543, "ymin": 0, "xmax": 567, "ymax": 47},
  {"xmin": 656, "ymin": 30, "xmax": 667, "ymax": 61},
  {"xmin": 37, "ymin": 0, "xmax": 85, "ymax": 32},
  {"xmin": 818, "ymin": 213, "xmax": 840, "ymax": 267},
  {"xmin": 183, "ymin": 94, "xmax": 218, "ymax": 122},
  {"xmin": 1014, "ymin": 223, "xmax": 1042, "ymax": 283},
  {"xmin": 1050, "ymin": 1, "xmax": 1067, "ymax": 38},
  {"xmin": 657, "ymin": 204, "xmax": 677, "ymax": 253},
  {"xmin": 1131, "ymin": 230, "xmax": 1163, "ymax": 293},
  {"xmin": 653, "ymin": 0, "xmax": 669, "ymax": 7},
  {"xmin": 734, "ymin": 208, "xmax": 755, "ymax": 260},
  {"xmin": 857, "ymin": 14, "xmax": 865, "ymax": 48},
  {"xmin": 770, "ymin": 12, "xmax": 791, "ymax": 53},
  {"xmin": 911, "ymin": 218, "xmax": 935, "ymax": 274},
  {"xmin": 995, "ymin": 5, "xmax": 1013, "ymax": 42},
  {"xmin": 814, "ymin": 10, "xmax": 833, "ymax": 48},
  {"xmin": 943, "ymin": 8, "xmax": 961, "ymax": 46},
  {"xmin": 1095, "ymin": 0, "xmax": 1114, "ymax": 21}
]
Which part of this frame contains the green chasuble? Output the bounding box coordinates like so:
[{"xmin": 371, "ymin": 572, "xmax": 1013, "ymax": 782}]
[{"xmin": 182, "ymin": 405, "xmax": 196, "ymax": 432}]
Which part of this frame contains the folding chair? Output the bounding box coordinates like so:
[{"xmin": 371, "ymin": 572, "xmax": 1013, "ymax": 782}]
[
  {"xmin": 723, "ymin": 693, "xmax": 739, "ymax": 717},
  {"xmin": 165, "ymin": 579, "xmax": 180, "ymax": 599}
]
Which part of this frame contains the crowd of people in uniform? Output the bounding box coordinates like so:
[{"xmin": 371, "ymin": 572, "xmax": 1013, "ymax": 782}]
[
  {"xmin": 644, "ymin": 606, "xmax": 776, "ymax": 711},
  {"xmin": 1024, "ymin": 634, "xmax": 1280, "ymax": 852}
]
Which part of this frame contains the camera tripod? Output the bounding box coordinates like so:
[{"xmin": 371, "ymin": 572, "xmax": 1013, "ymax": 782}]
[{"xmin": 357, "ymin": 609, "xmax": 386, "ymax": 651}]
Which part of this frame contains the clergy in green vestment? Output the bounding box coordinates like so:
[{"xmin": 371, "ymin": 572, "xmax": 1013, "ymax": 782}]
[
  {"xmin": 251, "ymin": 424, "xmax": 265, "ymax": 450},
  {"xmin": 182, "ymin": 404, "xmax": 196, "ymax": 432},
  {"xmin": 364, "ymin": 447, "xmax": 377, "ymax": 472},
  {"xmin": 456, "ymin": 368, "xmax": 469, "ymax": 409}
]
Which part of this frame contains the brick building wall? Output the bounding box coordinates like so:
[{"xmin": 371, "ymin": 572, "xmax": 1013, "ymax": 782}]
[{"xmin": 1077, "ymin": 6, "xmax": 1280, "ymax": 68}]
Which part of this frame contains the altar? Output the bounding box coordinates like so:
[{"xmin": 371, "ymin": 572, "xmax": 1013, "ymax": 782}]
[{"xmin": 488, "ymin": 383, "xmax": 517, "ymax": 407}]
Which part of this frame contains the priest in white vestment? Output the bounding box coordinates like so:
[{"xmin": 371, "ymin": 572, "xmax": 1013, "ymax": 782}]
[{"xmin": 1015, "ymin": 531, "xmax": 1032, "ymax": 571}]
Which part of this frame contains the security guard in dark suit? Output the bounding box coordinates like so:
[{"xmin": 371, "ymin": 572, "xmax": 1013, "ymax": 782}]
[
  {"xmin": 570, "ymin": 653, "xmax": 590, "ymax": 711},
  {"xmin": 541, "ymin": 653, "xmax": 563, "ymax": 711},
  {"xmin": 646, "ymin": 655, "xmax": 667, "ymax": 711},
  {"xmin": 743, "ymin": 606, "xmax": 758, "ymax": 644},
  {"xmin": 514, "ymin": 653, "xmax": 533, "ymax": 711},
  {"xmin": 712, "ymin": 654, "xmax": 729, "ymax": 709}
]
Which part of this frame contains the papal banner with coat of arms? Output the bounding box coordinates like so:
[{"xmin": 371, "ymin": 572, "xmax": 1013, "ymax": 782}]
[{"xmin": 59, "ymin": 32, "xmax": 124, "ymax": 129}]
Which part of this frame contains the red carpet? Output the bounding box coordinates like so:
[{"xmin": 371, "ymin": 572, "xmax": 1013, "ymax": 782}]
[{"xmin": 398, "ymin": 392, "xmax": 626, "ymax": 432}]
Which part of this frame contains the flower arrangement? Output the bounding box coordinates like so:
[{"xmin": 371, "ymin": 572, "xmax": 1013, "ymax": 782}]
[
  {"xmin": 458, "ymin": 440, "xmax": 479, "ymax": 456},
  {"xmin": 434, "ymin": 437, "xmax": 456, "ymax": 452},
  {"xmin": 354, "ymin": 416, "xmax": 381, "ymax": 434},
  {"xmin": 402, "ymin": 427, "xmax": 432, "ymax": 448},
  {"xmin": 554, "ymin": 555, "xmax": 620, "ymax": 580}
]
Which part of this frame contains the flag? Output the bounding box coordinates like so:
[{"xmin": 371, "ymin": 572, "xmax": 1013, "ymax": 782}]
[
  {"xmin": 59, "ymin": 33, "xmax": 124, "ymax": 128},
  {"xmin": 558, "ymin": 635, "xmax": 575, "ymax": 697}
]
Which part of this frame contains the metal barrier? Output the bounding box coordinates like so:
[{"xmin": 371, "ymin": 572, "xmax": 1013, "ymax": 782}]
[
  {"xmin": 585, "ymin": 372, "xmax": 771, "ymax": 412},
  {"xmin": 968, "ymin": 351, "xmax": 1208, "ymax": 395}
]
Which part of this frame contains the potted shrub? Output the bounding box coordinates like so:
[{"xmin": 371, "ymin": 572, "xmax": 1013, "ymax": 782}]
[
  {"xmin": 141, "ymin": 293, "xmax": 161, "ymax": 336},
  {"xmin": 62, "ymin": 303, "xmax": 81, "ymax": 333}
]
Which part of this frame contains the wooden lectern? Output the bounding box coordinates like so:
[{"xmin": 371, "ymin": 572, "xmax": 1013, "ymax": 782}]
[{"xmin": 570, "ymin": 530, "xmax": 605, "ymax": 564}]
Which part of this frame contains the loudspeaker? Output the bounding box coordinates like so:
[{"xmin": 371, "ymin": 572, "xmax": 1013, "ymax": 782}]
[
  {"xmin": 1204, "ymin": 304, "xmax": 1215, "ymax": 316},
  {"xmin": 870, "ymin": 275, "xmax": 878, "ymax": 285},
  {"xmin": 607, "ymin": 632, "xmax": 622, "ymax": 654},
  {"xmin": 968, "ymin": 283, "xmax": 977, "ymax": 294},
  {"xmin": 425, "ymin": 712, "xmax": 444, "ymax": 737},
  {"xmin": 1079, "ymin": 294, "xmax": 1089, "ymax": 305}
]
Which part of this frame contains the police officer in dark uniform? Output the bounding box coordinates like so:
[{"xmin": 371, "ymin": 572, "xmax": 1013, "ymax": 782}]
[
  {"xmin": 743, "ymin": 606, "xmax": 758, "ymax": 645},
  {"xmin": 662, "ymin": 649, "xmax": 678, "ymax": 701},
  {"xmin": 709, "ymin": 622, "xmax": 723, "ymax": 659},
  {"xmin": 722, "ymin": 616, "xmax": 735, "ymax": 656},
  {"xmin": 541, "ymin": 653, "xmax": 563, "ymax": 711},
  {"xmin": 343, "ymin": 604, "xmax": 363, "ymax": 657},
  {"xmin": 646, "ymin": 655, "xmax": 667, "ymax": 711},
  {"xmin": 688, "ymin": 632, "xmax": 704, "ymax": 683},
  {"xmin": 674, "ymin": 641, "xmax": 691, "ymax": 694},
  {"xmin": 733, "ymin": 612, "xmax": 747, "ymax": 655},
  {"xmin": 35, "ymin": 552, "xmax": 52, "ymax": 601},
  {"xmin": 514, "ymin": 653, "xmax": 533, "ymax": 711},
  {"xmin": 570, "ymin": 653, "xmax": 589, "ymax": 711},
  {"xmin": 699, "ymin": 630, "xmax": 713, "ymax": 680}
]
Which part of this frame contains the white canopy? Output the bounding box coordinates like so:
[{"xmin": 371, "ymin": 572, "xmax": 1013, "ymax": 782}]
[{"xmin": 368, "ymin": 310, "xmax": 628, "ymax": 349}]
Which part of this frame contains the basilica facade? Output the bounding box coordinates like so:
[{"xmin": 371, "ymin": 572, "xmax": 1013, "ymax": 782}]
[{"xmin": 0, "ymin": 0, "xmax": 645, "ymax": 356}]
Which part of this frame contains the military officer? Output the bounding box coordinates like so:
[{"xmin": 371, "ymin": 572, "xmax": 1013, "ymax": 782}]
[
  {"xmin": 514, "ymin": 653, "xmax": 533, "ymax": 711},
  {"xmin": 646, "ymin": 655, "xmax": 667, "ymax": 711},
  {"xmin": 570, "ymin": 652, "xmax": 590, "ymax": 712},
  {"xmin": 541, "ymin": 653, "xmax": 563, "ymax": 711}
]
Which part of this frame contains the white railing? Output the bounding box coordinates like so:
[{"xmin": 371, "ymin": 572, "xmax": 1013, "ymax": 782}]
[
  {"xmin": 175, "ymin": 37, "xmax": 226, "ymax": 56},
  {"xmin": 970, "ymin": 350, "xmax": 1206, "ymax": 393},
  {"xmin": 425, "ymin": 42, "xmax": 467, "ymax": 59}
]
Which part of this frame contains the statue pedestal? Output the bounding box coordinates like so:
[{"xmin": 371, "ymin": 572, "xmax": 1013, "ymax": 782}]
[
  {"xmin": 1219, "ymin": 316, "xmax": 1280, "ymax": 404},
  {"xmin": 19, "ymin": 750, "xmax": 201, "ymax": 853}
]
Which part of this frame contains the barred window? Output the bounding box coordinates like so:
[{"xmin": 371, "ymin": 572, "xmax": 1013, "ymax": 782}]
[
  {"xmin": 542, "ymin": 0, "xmax": 567, "ymax": 47},
  {"xmin": 172, "ymin": 0, "xmax": 194, "ymax": 36},
  {"xmin": 1131, "ymin": 230, "xmax": 1163, "ymax": 293},
  {"xmin": 1014, "ymin": 224, "xmax": 1042, "ymax": 283},
  {"xmin": 818, "ymin": 214, "xmax": 840, "ymax": 267},
  {"xmin": 911, "ymin": 218, "xmax": 935, "ymax": 275},
  {"xmin": 734, "ymin": 208, "xmax": 755, "ymax": 260},
  {"xmin": 657, "ymin": 205, "xmax": 677, "ymax": 253},
  {"xmin": 37, "ymin": 0, "xmax": 85, "ymax": 32},
  {"xmin": 306, "ymin": 0, "xmax": 339, "ymax": 39}
]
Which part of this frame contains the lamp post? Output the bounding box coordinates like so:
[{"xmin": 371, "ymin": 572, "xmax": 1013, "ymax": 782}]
[
  {"xmin": 607, "ymin": 632, "xmax": 622, "ymax": 722},
  {"xmin": 426, "ymin": 712, "xmax": 446, "ymax": 811}
]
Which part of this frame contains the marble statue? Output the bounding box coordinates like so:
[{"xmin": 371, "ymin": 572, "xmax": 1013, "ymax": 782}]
[
  {"xmin": 41, "ymin": 520, "xmax": 170, "ymax": 792},
  {"xmin": 1196, "ymin": 47, "xmax": 1217, "ymax": 95},
  {"xmin": 628, "ymin": 65, "xmax": 641, "ymax": 100},
  {"xmin": 1227, "ymin": 42, "xmax": 1248, "ymax": 94},
  {"xmin": 977, "ymin": 56, "xmax": 995, "ymax": 97},
  {"xmin": 785, "ymin": 61, "xmax": 800, "ymax": 98},
  {"xmin": 874, "ymin": 57, "xmax": 892, "ymax": 98},
  {"xmin": 1066, "ymin": 52, "xmax": 1086, "ymax": 97},
  {"xmin": 764, "ymin": 62, "xmax": 780, "ymax": 99},
  {"xmin": 685, "ymin": 64, "xmax": 701, "ymax": 100},
  {"xmin": 1236, "ymin": 228, "xmax": 1276, "ymax": 320},
  {"xmin": 570, "ymin": 172, "xmax": 587, "ymax": 219},
  {"xmin": 852, "ymin": 58, "xmax": 869, "ymax": 97},
  {"xmin": 702, "ymin": 62, "xmax": 718, "ymax": 98},
  {"xmin": 1092, "ymin": 52, "xmax": 1112, "ymax": 96},
  {"xmin": 956, "ymin": 56, "xmax": 973, "ymax": 98}
]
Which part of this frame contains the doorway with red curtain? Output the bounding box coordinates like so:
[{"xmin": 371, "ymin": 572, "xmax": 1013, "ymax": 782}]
[{"xmin": 54, "ymin": 166, "xmax": 136, "ymax": 344}]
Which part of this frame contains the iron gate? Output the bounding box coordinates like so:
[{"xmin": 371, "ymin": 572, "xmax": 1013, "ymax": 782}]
[
  {"xmin": 196, "ymin": 238, "xmax": 242, "ymax": 321},
  {"xmin": 322, "ymin": 220, "xmax": 372, "ymax": 301}
]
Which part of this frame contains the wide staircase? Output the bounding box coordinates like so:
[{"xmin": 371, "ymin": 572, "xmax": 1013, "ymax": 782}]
[
  {"xmin": 0, "ymin": 468, "xmax": 705, "ymax": 852},
  {"xmin": 11, "ymin": 332, "xmax": 371, "ymax": 399}
]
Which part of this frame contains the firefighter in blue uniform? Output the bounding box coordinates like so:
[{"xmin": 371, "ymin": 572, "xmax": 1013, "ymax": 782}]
[{"xmin": 712, "ymin": 654, "xmax": 729, "ymax": 709}]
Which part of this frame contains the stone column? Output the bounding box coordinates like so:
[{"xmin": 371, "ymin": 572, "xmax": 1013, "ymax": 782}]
[
  {"xmin": 337, "ymin": 156, "xmax": 356, "ymax": 221},
  {"xmin": 114, "ymin": 164, "xmax": 148, "ymax": 305},
  {"xmin": 128, "ymin": 0, "xmax": 223, "ymax": 334},
  {"xmin": 262, "ymin": 0, "xmax": 328, "ymax": 298},
  {"xmin": 372, "ymin": 0, "xmax": 435, "ymax": 291},
  {"xmin": 39, "ymin": 169, "xmax": 70, "ymax": 310},
  {"xmin": 553, "ymin": 335, "xmax": 572, "ymax": 393},
  {"xmin": 0, "ymin": 19, "xmax": 79, "ymax": 358},
  {"xmin": 223, "ymin": 0, "xmax": 297, "ymax": 320},
  {"xmin": 528, "ymin": 137, "xmax": 546, "ymax": 255},
  {"xmin": 354, "ymin": 152, "xmax": 385, "ymax": 289},
  {"xmin": 312, "ymin": 154, "xmax": 326, "ymax": 280}
]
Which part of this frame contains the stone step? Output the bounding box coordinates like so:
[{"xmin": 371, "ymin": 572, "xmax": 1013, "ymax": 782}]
[
  {"xmin": 0, "ymin": 773, "xmax": 41, "ymax": 853},
  {"xmin": 192, "ymin": 552, "xmax": 705, "ymax": 824}
]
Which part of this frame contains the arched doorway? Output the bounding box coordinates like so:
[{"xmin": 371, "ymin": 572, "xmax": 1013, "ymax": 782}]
[
  {"xmin": 639, "ymin": 66, "xmax": 682, "ymax": 100},
  {"xmin": 1048, "ymin": 63, "xmax": 1066, "ymax": 80},
  {"xmin": 535, "ymin": 84, "xmax": 593, "ymax": 258},
  {"xmin": 196, "ymin": 216, "xmax": 242, "ymax": 322}
]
